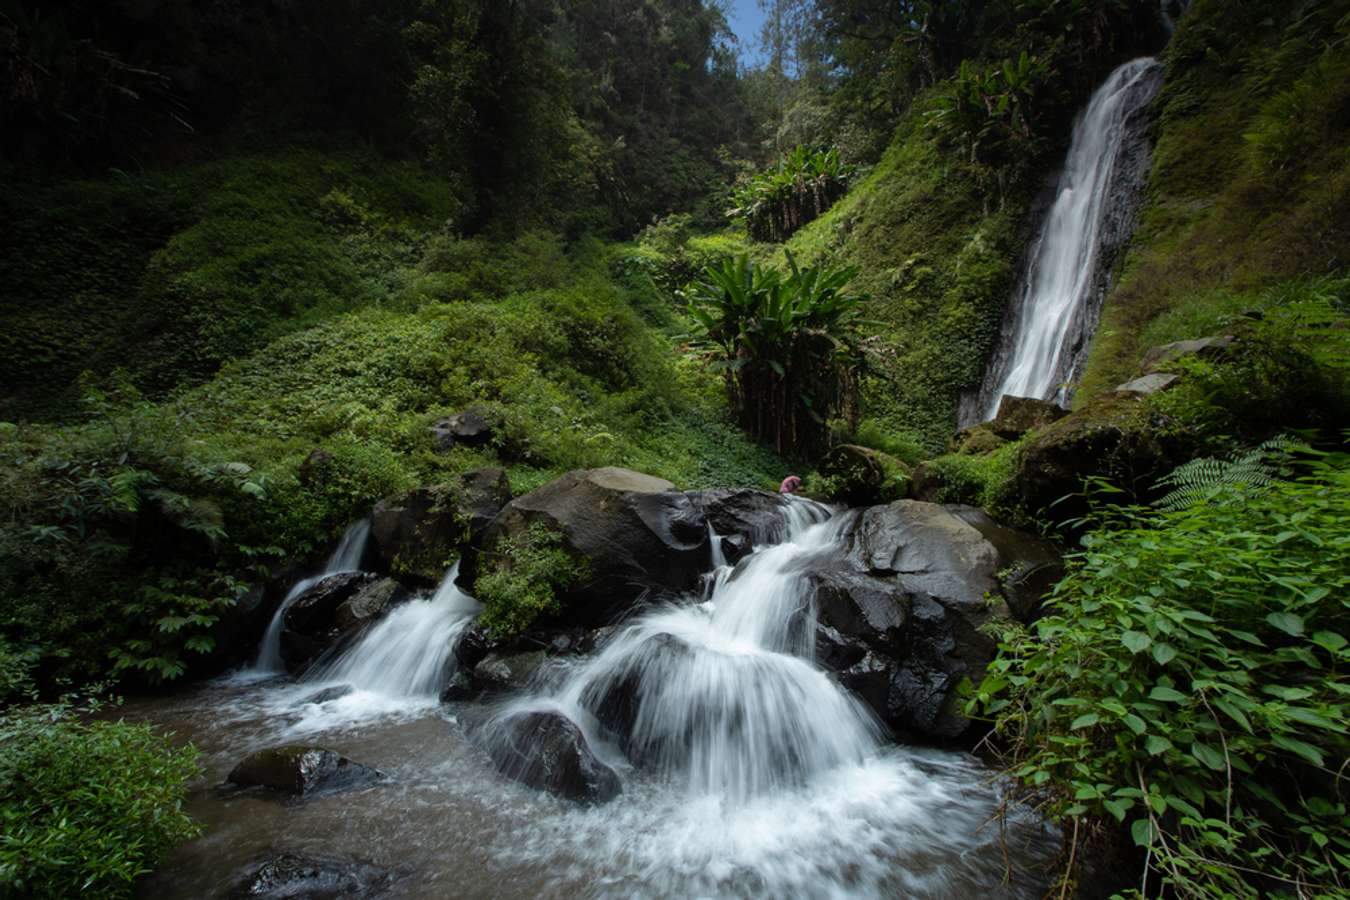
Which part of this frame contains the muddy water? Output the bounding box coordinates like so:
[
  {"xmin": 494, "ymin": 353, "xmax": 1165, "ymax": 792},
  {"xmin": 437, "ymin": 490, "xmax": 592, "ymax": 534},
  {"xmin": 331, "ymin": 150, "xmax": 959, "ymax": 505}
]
[{"xmin": 124, "ymin": 675, "xmax": 1060, "ymax": 899}]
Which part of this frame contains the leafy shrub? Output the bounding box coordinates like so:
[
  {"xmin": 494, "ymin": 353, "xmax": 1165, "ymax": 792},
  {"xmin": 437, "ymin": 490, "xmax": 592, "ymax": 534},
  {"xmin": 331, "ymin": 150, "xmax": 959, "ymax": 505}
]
[
  {"xmin": 0, "ymin": 703, "xmax": 200, "ymax": 898},
  {"xmin": 974, "ymin": 449, "xmax": 1350, "ymax": 898},
  {"xmin": 683, "ymin": 253, "xmax": 868, "ymax": 457},
  {"xmin": 916, "ymin": 442, "xmax": 1020, "ymax": 516},
  {"xmin": 476, "ymin": 522, "xmax": 588, "ymax": 639},
  {"xmin": 728, "ymin": 147, "xmax": 855, "ymax": 243}
]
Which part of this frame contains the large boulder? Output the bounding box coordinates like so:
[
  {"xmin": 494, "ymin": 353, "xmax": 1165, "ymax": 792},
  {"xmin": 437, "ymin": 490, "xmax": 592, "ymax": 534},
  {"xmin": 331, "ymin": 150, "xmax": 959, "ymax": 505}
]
[
  {"xmin": 226, "ymin": 746, "xmax": 385, "ymax": 800},
  {"xmin": 466, "ymin": 468, "xmax": 710, "ymax": 626},
  {"xmin": 369, "ymin": 469, "xmax": 512, "ymax": 582},
  {"xmin": 231, "ymin": 852, "xmax": 392, "ymax": 899},
  {"xmin": 280, "ymin": 572, "xmax": 379, "ymax": 670},
  {"xmin": 1008, "ymin": 393, "xmax": 1188, "ymax": 523},
  {"xmin": 483, "ymin": 710, "xmax": 622, "ymax": 805},
  {"xmin": 1141, "ymin": 334, "xmax": 1237, "ymax": 372},
  {"xmin": 809, "ymin": 501, "xmax": 1061, "ymax": 742}
]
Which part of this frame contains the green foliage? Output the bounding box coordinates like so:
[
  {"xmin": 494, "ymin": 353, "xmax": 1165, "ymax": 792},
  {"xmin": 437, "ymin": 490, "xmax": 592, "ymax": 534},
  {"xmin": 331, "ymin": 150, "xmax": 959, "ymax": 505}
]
[
  {"xmin": 917, "ymin": 441, "xmax": 1021, "ymax": 516},
  {"xmin": 1154, "ymin": 436, "xmax": 1303, "ymax": 511},
  {"xmin": 0, "ymin": 702, "xmax": 200, "ymax": 898},
  {"xmin": 924, "ymin": 51, "xmax": 1051, "ymax": 195},
  {"xmin": 683, "ymin": 253, "xmax": 868, "ymax": 456},
  {"xmin": 728, "ymin": 146, "xmax": 855, "ymax": 243},
  {"xmin": 477, "ymin": 522, "xmax": 588, "ymax": 639},
  {"xmin": 974, "ymin": 450, "xmax": 1350, "ymax": 898}
]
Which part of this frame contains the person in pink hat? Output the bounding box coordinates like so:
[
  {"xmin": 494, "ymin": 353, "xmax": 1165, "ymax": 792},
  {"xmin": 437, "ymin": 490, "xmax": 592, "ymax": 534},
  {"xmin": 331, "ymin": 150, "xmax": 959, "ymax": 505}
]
[{"xmin": 778, "ymin": 474, "xmax": 802, "ymax": 494}]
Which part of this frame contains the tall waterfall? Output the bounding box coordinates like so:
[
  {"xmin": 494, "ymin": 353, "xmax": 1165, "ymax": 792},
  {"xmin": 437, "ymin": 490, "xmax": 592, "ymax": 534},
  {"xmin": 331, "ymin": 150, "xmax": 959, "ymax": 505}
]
[
  {"xmin": 249, "ymin": 518, "xmax": 371, "ymax": 674},
  {"xmin": 968, "ymin": 58, "xmax": 1164, "ymax": 423}
]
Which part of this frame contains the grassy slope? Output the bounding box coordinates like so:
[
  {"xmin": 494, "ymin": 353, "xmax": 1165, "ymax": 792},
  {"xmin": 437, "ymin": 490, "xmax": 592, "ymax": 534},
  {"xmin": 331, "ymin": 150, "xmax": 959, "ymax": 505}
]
[
  {"xmin": 1077, "ymin": 0, "xmax": 1350, "ymax": 400},
  {"xmin": 782, "ymin": 113, "xmax": 1024, "ymax": 453}
]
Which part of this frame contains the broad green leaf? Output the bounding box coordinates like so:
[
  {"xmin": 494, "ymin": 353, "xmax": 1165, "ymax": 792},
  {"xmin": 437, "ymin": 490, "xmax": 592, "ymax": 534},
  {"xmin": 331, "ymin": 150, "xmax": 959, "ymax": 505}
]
[
  {"xmin": 1070, "ymin": 713, "xmax": 1100, "ymax": 730},
  {"xmin": 1151, "ymin": 643, "xmax": 1178, "ymax": 665},
  {"xmin": 1149, "ymin": 686, "xmax": 1189, "ymax": 703},
  {"xmin": 1122, "ymin": 631, "xmax": 1151, "ymax": 653},
  {"xmin": 1266, "ymin": 612, "xmax": 1305, "ymax": 636},
  {"xmin": 1191, "ymin": 741, "xmax": 1225, "ymax": 771},
  {"xmin": 1145, "ymin": 735, "xmax": 1173, "ymax": 756},
  {"xmin": 1272, "ymin": 734, "xmax": 1326, "ymax": 767}
]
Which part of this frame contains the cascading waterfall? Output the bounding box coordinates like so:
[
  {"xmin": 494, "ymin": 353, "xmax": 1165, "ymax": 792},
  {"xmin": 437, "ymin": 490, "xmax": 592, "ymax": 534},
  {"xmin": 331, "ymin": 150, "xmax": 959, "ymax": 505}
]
[
  {"xmin": 969, "ymin": 58, "xmax": 1164, "ymax": 423},
  {"xmin": 494, "ymin": 499, "xmax": 884, "ymax": 800},
  {"xmin": 305, "ymin": 563, "xmax": 479, "ymax": 698},
  {"xmin": 249, "ymin": 518, "xmax": 371, "ymax": 673}
]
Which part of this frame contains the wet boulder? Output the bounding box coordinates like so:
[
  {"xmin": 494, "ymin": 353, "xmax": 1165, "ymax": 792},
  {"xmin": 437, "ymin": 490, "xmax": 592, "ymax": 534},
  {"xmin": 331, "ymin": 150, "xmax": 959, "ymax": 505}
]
[
  {"xmin": 484, "ymin": 710, "xmax": 622, "ymax": 805},
  {"xmin": 467, "ymin": 468, "xmax": 710, "ymax": 626},
  {"xmin": 691, "ymin": 487, "xmax": 793, "ymax": 552},
  {"xmin": 1141, "ymin": 334, "xmax": 1237, "ymax": 372},
  {"xmin": 226, "ymin": 746, "xmax": 385, "ymax": 799},
  {"xmin": 280, "ymin": 572, "xmax": 378, "ymax": 670},
  {"xmin": 334, "ymin": 578, "xmax": 408, "ymax": 632},
  {"xmin": 808, "ymin": 501, "xmax": 1061, "ymax": 742},
  {"xmin": 472, "ymin": 650, "xmax": 548, "ymax": 693},
  {"xmin": 578, "ymin": 632, "xmax": 694, "ymax": 761},
  {"xmin": 231, "ymin": 852, "xmax": 392, "ymax": 899},
  {"xmin": 370, "ymin": 469, "xmax": 512, "ymax": 583}
]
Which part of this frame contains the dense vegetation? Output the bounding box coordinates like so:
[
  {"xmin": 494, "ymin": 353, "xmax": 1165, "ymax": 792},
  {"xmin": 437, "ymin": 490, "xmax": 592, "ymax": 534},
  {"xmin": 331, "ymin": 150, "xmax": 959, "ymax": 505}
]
[{"xmin": 1, "ymin": 0, "xmax": 1347, "ymax": 895}]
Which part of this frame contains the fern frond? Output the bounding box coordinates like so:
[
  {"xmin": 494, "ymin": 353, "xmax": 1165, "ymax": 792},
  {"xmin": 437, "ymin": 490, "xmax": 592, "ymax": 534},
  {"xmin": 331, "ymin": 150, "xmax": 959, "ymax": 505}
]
[{"xmin": 1154, "ymin": 435, "xmax": 1305, "ymax": 511}]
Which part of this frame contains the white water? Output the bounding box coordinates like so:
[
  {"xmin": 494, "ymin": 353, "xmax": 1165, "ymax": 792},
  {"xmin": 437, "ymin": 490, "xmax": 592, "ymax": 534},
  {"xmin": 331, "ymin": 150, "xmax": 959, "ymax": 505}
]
[
  {"xmin": 306, "ymin": 563, "xmax": 480, "ymax": 698},
  {"xmin": 248, "ymin": 518, "xmax": 372, "ymax": 674},
  {"xmin": 985, "ymin": 58, "xmax": 1163, "ymax": 418}
]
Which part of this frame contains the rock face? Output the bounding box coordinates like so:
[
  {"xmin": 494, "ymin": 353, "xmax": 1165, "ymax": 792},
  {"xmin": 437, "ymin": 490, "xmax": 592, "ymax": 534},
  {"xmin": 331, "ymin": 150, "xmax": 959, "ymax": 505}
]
[
  {"xmin": 484, "ymin": 710, "xmax": 622, "ymax": 804},
  {"xmin": 468, "ymin": 468, "xmax": 710, "ymax": 625},
  {"xmin": 369, "ymin": 469, "xmax": 512, "ymax": 582},
  {"xmin": 808, "ymin": 501, "xmax": 1061, "ymax": 741},
  {"xmin": 280, "ymin": 572, "xmax": 380, "ymax": 670},
  {"xmin": 1114, "ymin": 373, "xmax": 1180, "ymax": 396},
  {"xmin": 226, "ymin": 746, "xmax": 385, "ymax": 799},
  {"xmin": 231, "ymin": 852, "xmax": 391, "ymax": 899}
]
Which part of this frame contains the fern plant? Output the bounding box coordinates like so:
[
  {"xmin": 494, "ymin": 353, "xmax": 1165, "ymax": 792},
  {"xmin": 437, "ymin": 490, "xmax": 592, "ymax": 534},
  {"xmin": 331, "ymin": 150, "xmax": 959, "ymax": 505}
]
[{"xmin": 1154, "ymin": 435, "xmax": 1304, "ymax": 511}]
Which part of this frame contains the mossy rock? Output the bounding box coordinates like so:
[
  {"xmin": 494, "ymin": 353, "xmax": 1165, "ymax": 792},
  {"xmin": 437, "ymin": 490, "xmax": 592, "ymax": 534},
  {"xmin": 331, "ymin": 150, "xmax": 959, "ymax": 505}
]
[
  {"xmin": 1009, "ymin": 394, "xmax": 1191, "ymax": 523},
  {"xmin": 817, "ymin": 444, "xmax": 913, "ymax": 506},
  {"xmin": 949, "ymin": 424, "xmax": 1007, "ymax": 455}
]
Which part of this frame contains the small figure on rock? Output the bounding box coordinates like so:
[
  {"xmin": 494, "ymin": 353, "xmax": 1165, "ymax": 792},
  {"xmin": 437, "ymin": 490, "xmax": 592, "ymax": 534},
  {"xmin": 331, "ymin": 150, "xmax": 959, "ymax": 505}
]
[{"xmin": 779, "ymin": 474, "xmax": 802, "ymax": 494}]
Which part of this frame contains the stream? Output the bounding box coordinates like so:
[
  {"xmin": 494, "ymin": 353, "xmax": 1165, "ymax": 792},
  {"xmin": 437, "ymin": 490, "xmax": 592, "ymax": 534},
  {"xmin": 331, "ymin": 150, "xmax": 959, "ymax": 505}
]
[{"xmin": 126, "ymin": 499, "xmax": 1062, "ymax": 899}]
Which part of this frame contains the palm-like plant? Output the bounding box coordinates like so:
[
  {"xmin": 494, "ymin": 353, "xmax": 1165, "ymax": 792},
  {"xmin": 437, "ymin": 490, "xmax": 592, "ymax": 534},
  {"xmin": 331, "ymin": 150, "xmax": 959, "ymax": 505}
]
[
  {"xmin": 683, "ymin": 252, "xmax": 867, "ymax": 455},
  {"xmin": 727, "ymin": 147, "xmax": 855, "ymax": 243}
]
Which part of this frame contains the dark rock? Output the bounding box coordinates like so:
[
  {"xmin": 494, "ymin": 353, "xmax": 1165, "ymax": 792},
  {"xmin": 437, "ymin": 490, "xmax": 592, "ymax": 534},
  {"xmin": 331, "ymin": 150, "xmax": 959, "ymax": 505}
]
[
  {"xmin": 817, "ymin": 444, "xmax": 911, "ymax": 505},
  {"xmin": 297, "ymin": 449, "xmax": 334, "ymax": 488},
  {"xmin": 719, "ymin": 533, "xmax": 752, "ymax": 565},
  {"xmin": 439, "ymin": 670, "xmax": 477, "ymax": 703},
  {"xmin": 231, "ymin": 852, "xmax": 391, "ymax": 899},
  {"xmin": 295, "ymin": 685, "xmax": 354, "ymax": 706},
  {"xmin": 370, "ymin": 470, "xmax": 510, "ymax": 582},
  {"xmin": 453, "ymin": 622, "xmax": 496, "ymax": 671},
  {"xmin": 907, "ymin": 463, "xmax": 945, "ymax": 503},
  {"xmin": 948, "ymin": 505, "xmax": 1064, "ymax": 622},
  {"xmin": 280, "ymin": 572, "xmax": 378, "ymax": 670},
  {"xmin": 1114, "ymin": 373, "xmax": 1180, "ymax": 396},
  {"xmin": 471, "ymin": 468, "xmax": 710, "ymax": 626},
  {"xmin": 472, "ymin": 650, "xmax": 547, "ymax": 692},
  {"xmin": 989, "ymin": 395, "xmax": 1069, "ymax": 440},
  {"xmin": 1141, "ymin": 335, "xmax": 1237, "ymax": 372},
  {"xmin": 810, "ymin": 568, "xmax": 905, "ymax": 646},
  {"xmin": 691, "ymin": 487, "xmax": 795, "ymax": 548},
  {"xmin": 226, "ymin": 746, "xmax": 385, "ymax": 799},
  {"xmin": 429, "ymin": 406, "xmax": 494, "ymax": 450},
  {"xmin": 484, "ymin": 710, "xmax": 622, "ymax": 804},
  {"xmin": 334, "ymin": 578, "xmax": 407, "ymax": 631},
  {"xmin": 1009, "ymin": 393, "xmax": 1188, "ymax": 523},
  {"xmin": 805, "ymin": 500, "xmax": 1061, "ymax": 742}
]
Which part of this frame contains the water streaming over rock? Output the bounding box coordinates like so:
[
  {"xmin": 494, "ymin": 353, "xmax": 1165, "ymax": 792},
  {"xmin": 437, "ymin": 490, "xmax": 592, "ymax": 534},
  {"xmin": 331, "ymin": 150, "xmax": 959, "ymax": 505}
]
[
  {"xmin": 966, "ymin": 58, "xmax": 1164, "ymax": 423},
  {"xmin": 135, "ymin": 498, "xmax": 1062, "ymax": 897},
  {"xmin": 249, "ymin": 519, "xmax": 372, "ymax": 674},
  {"xmin": 305, "ymin": 563, "xmax": 480, "ymax": 698}
]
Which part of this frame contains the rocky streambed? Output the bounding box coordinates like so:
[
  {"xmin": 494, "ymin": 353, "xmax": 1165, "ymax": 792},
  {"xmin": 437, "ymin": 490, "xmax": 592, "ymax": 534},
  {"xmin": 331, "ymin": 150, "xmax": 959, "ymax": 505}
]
[{"xmin": 127, "ymin": 466, "xmax": 1072, "ymax": 899}]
